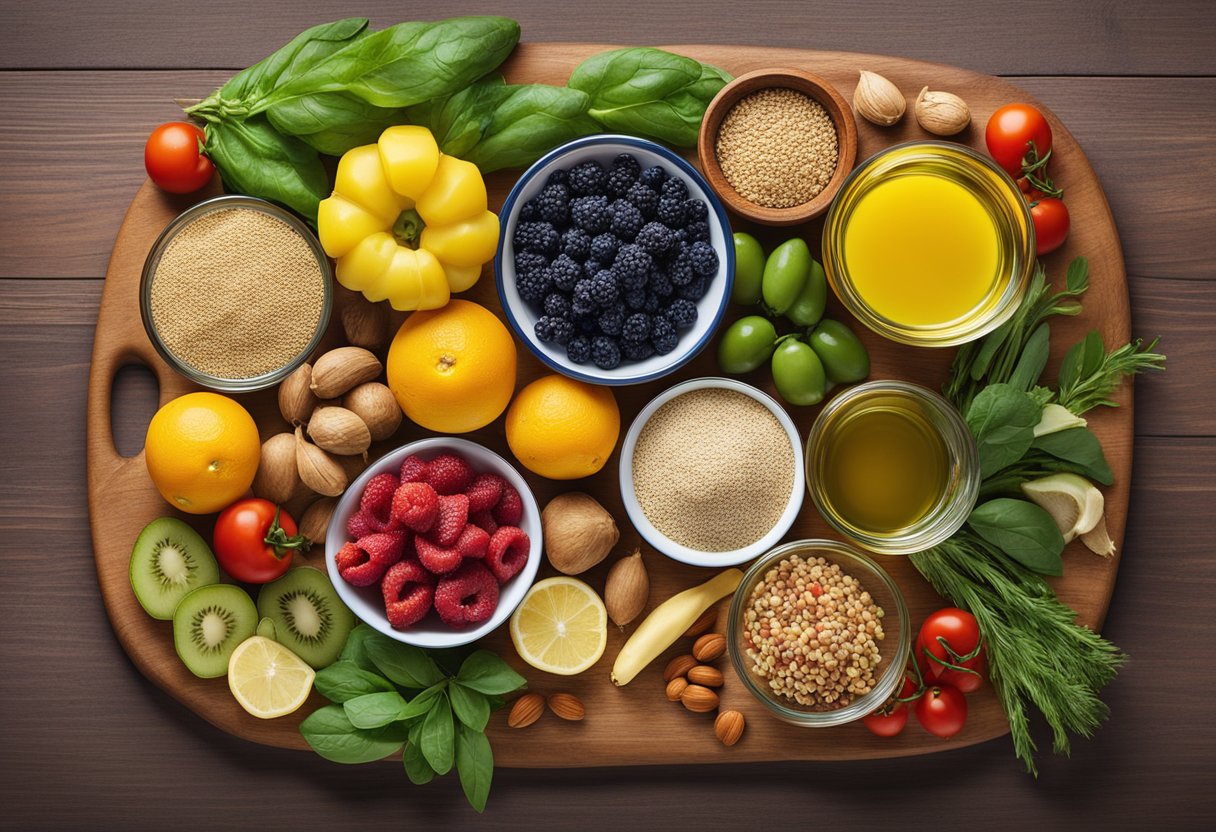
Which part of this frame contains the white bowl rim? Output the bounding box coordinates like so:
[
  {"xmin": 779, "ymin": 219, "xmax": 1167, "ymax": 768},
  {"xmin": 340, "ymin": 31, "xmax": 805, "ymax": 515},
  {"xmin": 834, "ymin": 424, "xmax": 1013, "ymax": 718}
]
[
  {"xmin": 618, "ymin": 376, "xmax": 806, "ymax": 567},
  {"xmin": 324, "ymin": 436, "xmax": 542, "ymax": 648}
]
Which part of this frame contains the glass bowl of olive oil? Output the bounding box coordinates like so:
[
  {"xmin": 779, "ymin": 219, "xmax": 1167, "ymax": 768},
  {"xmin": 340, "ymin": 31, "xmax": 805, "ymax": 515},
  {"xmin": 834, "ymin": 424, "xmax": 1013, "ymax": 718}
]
[
  {"xmin": 821, "ymin": 141, "xmax": 1035, "ymax": 347},
  {"xmin": 806, "ymin": 380, "xmax": 979, "ymax": 555}
]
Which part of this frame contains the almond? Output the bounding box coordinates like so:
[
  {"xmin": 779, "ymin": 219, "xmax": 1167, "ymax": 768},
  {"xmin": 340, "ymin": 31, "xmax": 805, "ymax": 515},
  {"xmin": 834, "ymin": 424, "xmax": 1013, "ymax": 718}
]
[
  {"xmin": 663, "ymin": 654, "xmax": 697, "ymax": 683},
  {"xmin": 342, "ymin": 382, "xmax": 402, "ymax": 441},
  {"xmin": 294, "ymin": 427, "xmax": 348, "ymax": 497},
  {"xmin": 251, "ymin": 432, "xmax": 299, "ymax": 504},
  {"xmin": 692, "ymin": 633, "xmax": 727, "ymax": 663},
  {"xmin": 687, "ymin": 665, "xmax": 724, "ymax": 688},
  {"xmin": 310, "ymin": 346, "xmax": 382, "ymax": 399},
  {"xmin": 307, "ymin": 406, "xmax": 372, "ymax": 456},
  {"xmin": 683, "ymin": 606, "xmax": 718, "ymax": 638},
  {"xmin": 604, "ymin": 549, "xmax": 649, "ymax": 627},
  {"xmin": 714, "ymin": 710, "xmax": 745, "ymax": 747},
  {"xmin": 680, "ymin": 684, "xmax": 719, "ymax": 713},
  {"xmin": 547, "ymin": 692, "xmax": 585, "ymax": 721},
  {"xmin": 278, "ymin": 362, "xmax": 319, "ymax": 426},
  {"xmin": 298, "ymin": 496, "xmax": 337, "ymax": 544},
  {"xmin": 664, "ymin": 677, "xmax": 689, "ymax": 702},
  {"xmin": 507, "ymin": 693, "xmax": 545, "ymax": 729}
]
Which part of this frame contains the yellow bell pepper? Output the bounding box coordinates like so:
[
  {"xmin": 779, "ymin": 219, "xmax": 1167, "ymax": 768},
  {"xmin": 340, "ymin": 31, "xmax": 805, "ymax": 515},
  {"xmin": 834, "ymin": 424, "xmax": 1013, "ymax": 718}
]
[{"xmin": 317, "ymin": 126, "xmax": 499, "ymax": 310}]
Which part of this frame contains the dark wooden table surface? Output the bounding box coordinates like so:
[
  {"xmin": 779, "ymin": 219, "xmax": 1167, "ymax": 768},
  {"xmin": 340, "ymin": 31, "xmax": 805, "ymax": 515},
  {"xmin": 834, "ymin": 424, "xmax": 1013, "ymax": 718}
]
[{"xmin": 2, "ymin": 1, "xmax": 1213, "ymax": 828}]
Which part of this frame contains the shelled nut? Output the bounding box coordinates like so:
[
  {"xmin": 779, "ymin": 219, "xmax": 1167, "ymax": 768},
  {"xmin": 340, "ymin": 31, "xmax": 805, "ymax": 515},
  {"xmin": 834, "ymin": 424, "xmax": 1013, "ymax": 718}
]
[
  {"xmin": 692, "ymin": 633, "xmax": 726, "ymax": 663},
  {"xmin": 663, "ymin": 654, "xmax": 697, "ymax": 683}
]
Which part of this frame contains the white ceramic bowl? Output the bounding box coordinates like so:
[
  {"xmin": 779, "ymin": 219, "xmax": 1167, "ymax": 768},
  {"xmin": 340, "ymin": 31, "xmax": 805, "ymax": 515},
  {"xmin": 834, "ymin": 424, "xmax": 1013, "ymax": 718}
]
[
  {"xmin": 325, "ymin": 437, "xmax": 542, "ymax": 648},
  {"xmin": 495, "ymin": 135, "xmax": 735, "ymax": 386},
  {"xmin": 618, "ymin": 377, "xmax": 806, "ymax": 567}
]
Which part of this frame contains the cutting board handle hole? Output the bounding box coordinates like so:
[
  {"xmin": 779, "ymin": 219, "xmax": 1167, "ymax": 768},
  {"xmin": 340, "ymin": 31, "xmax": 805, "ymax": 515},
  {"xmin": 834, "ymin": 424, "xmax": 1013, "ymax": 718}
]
[{"xmin": 110, "ymin": 363, "xmax": 159, "ymax": 458}]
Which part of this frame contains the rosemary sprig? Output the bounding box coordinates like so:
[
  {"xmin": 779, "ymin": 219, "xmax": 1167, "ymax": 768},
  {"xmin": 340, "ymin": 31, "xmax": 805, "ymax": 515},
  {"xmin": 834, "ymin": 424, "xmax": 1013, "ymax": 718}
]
[{"xmin": 1057, "ymin": 337, "xmax": 1166, "ymax": 414}]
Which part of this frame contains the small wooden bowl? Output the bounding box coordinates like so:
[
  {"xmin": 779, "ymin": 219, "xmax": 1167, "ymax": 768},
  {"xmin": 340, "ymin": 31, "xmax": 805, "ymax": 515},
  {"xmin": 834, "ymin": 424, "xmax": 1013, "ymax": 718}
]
[{"xmin": 698, "ymin": 68, "xmax": 858, "ymax": 226}]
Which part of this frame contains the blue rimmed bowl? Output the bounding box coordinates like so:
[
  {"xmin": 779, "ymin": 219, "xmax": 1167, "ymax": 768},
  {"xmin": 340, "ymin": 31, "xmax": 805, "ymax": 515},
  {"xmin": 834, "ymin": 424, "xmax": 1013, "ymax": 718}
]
[{"xmin": 495, "ymin": 135, "xmax": 734, "ymax": 386}]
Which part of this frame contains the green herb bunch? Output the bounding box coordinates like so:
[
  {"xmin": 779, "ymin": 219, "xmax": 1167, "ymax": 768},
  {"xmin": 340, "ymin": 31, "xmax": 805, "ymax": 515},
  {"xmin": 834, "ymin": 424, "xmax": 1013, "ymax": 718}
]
[{"xmin": 300, "ymin": 625, "xmax": 525, "ymax": 812}]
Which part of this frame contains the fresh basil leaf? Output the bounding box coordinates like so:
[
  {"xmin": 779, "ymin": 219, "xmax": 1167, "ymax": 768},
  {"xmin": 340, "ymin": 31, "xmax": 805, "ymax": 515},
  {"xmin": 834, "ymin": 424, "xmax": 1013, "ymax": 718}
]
[
  {"xmin": 1008, "ymin": 323, "xmax": 1050, "ymax": 392},
  {"xmin": 222, "ymin": 18, "xmax": 369, "ymax": 103},
  {"xmin": 403, "ymin": 742, "xmax": 436, "ymax": 785},
  {"xmin": 448, "ymin": 682, "xmax": 491, "ymax": 732},
  {"xmin": 419, "ymin": 692, "xmax": 455, "ymax": 775},
  {"xmin": 299, "ymin": 704, "xmax": 405, "ymax": 764},
  {"xmin": 456, "ymin": 650, "xmax": 527, "ymax": 695},
  {"xmin": 454, "ymin": 722, "xmax": 494, "ymax": 813},
  {"xmin": 1031, "ymin": 428, "xmax": 1115, "ymax": 485},
  {"xmin": 314, "ymin": 661, "xmax": 395, "ymax": 703},
  {"xmin": 203, "ymin": 116, "xmax": 327, "ymax": 222},
  {"xmin": 968, "ymin": 498, "xmax": 1065, "ymax": 576},
  {"xmin": 1066, "ymin": 256, "xmax": 1090, "ymax": 294},
  {"xmin": 338, "ymin": 624, "xmax": 378, "ymax": 671},
  {"xmin": 965, "ymin": 383, "xmax": 1042, "ymax": 478},
  {"xmin": 268, "ymin": 92, "xmax": 405, "ymax": 156},
  {"xmin": 397, "ymin": 681, "xmax": 448, "ymax": 720},
  {"xmin": 366, "ymin": 634, "xmax": 445, "ymax": 689},
  {"xmin": 464, "ymin": 85, "xmax": 598, "ymax": 172},
  {"xmin": 344, "ymin": 691, "xmax": 412, "ymax": 729}
]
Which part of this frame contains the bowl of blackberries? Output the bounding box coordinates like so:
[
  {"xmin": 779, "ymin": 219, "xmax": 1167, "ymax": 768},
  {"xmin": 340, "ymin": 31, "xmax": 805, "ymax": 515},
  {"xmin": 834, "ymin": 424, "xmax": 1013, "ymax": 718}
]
[{"xmin": 495, "ymin": 135, "xmax": 734, "ymax": 385}]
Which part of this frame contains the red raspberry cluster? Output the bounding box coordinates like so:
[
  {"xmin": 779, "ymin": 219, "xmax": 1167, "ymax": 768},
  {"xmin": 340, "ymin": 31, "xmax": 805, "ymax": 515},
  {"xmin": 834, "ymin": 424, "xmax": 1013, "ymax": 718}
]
[{"xmin": 335, "ymin": 452, "xmax": 531, "ymax": 630}]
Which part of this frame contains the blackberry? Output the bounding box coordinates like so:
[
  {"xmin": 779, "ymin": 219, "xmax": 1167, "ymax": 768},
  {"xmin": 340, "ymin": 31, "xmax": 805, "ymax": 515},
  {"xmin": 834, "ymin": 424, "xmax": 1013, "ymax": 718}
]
[
  {"xmin": 561, "ymin": 227, "xmax": 591, "ymax": 260},
  {"xmin": 590, "ymin": 336, "xmax": 622, "ymax": 370},
  {"xmin": 549, "ymin": 253, "xmax": 583, "ymax": 292},
  {"xmin": 622, "ymin": 312, "xmax": 652, "ymax": 344},
  {"xmin": 634, "ymin": 221, "xmax": 676, "ymax": 258},
  {"xmin": 570, "ymin": 195, "xmax": 611, "ymax": 234},
  {"xmin": 656, "ymin": 196, "xmax": 687, "ymax": 227},
  {"xmin": 623, "ymin": 340, "xmax": 656, "ymax": 362},
  {"xmin": 513, "ymin": 221, "xmax": 560, "ymax": 256},
  {"xmin": 566, "ymin": 335, "xmax": 591, "ymax": 364},
  {"xmin": 670, "ymin": 226, "xmax": 688, "ymax": 246},
  {"xmin": 649, "ymin": 269, "xmax": 674, "ymax": 298},
  {"xmin": 678, "ymin": 276, "xmax": 708, "ymax": 301},
  {"xmin": 643, "ymin": 291, "xmax": 663, "ymax": 314},
  {"xmin": 584, "ymin": 259, "xmax": 605, "ymax": 278},
  {"xmin": 639, "ymin": 165, "xmax": 667, "ymax": 190},
  {"xmin": 545, "ymin": 169, "xmax": 569, "ymax": 189},
  {"xmin": 610, "ymin": 199, "xmax": 644, "ymax": 240},
  {"xmin": 597, "ymin": 302, "xmax": 627, "ymax": 336},
  {"xmin": 688, "ymin": 241, "xmax": 719, "ymax": 276},
  {"xmin": 661, "ymin": 177, "xmax": 689, "ymax": 201},
  {"xmin": 685, "ymin": 220, "xmax": 711, "ymax": 243},
  {"xmin": 590, "ymin": 233, "xmax": 621, "ymax": 264},
  {"xmin": 606, "ymin": 155, "xmax": 640, "ymax": 197},
  {"xmin": 550, "ymin": 317, "xmax": 575, "ymax": 346},
  {"xmin": 513, "ymin": 250, "xmax": 549, "ymax": 277},
  {"xmin": 534, "ymin": 316, "xmax": 556, "ymax": 342},
  {"xmin": 665, "ymin": 298, "xmax": 698, "ymax": 329},
  {"xmin": 668, "ymin": 247, "xmax": 696, "ymax": 286},
  {"xmin": 519, "ymin": 197, "xmax": 541, "ymax": 222},
  {"xmin": 613, "ymin": 153, "xmax": 641, "ymax": 178},
  {"xmin": 537, "ymin": 183, "xmax": 570, "ymax": 225},
  {"xmin": 613, "ymin": 244, "xmax": 654, "ymax": 290},
  {"xmin": 516, "ymin": 267, "xmax": 552, "ymax": 304},
  {"xmin": 590, "ymin": 269, "xmax": 621, "ymax": 306},
  {"xmin": 568, "ymin": 160, "xmax": 606, "ymax": 196},
  {"xmin": 575, "ymin": 314, "xmax": 600, "ymax": 334},
  {"xmin": 543, "ymin": 292, "xmax": 572, "ymax": 320},
  {"xmin": 572, "ymin": 280, "xmax": 597, "ymax": 316},
  {"xmin": 651, "ymin": 316, "xmax": 679, "ymax": 355},
  {"xmin": 624, "ymin": 288, "xmax": 648, "ymax": 311},
  {"xmin": 625, "ymin": 182, "xmax": 659, "ymax": 218},
  {"xmin": 684, "ymin": 198, "xmax": 708, "ymax": 222}
]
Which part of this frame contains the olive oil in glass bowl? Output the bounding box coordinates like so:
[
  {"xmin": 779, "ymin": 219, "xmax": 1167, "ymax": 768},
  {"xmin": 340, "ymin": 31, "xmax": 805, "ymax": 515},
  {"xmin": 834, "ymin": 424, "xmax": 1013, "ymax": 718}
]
[{"xmin": 806, "ymin": 380, "xmax": 979, "ymax": 555}]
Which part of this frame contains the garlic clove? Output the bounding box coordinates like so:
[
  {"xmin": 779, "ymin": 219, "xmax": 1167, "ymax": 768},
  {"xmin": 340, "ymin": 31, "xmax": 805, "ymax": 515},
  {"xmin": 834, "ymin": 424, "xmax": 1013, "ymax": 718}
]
[
  {"xmin": 1021, "ymin": 473, "xmax": 1104, "ymax": 543},
  {"xmin": 854, "ymin": 70, "xmax": 906, "ymax": 127},
  {"xmin": 1080, "ymin": 515, "xmax": 1117, "ymax": 557},
  {"xmin": 1033, "ymin": 403, "xmax": 1088, "ymax": 438},
  {"xmin": 914, "ymin": 86, "xmax": 971, "ymax": 136}
]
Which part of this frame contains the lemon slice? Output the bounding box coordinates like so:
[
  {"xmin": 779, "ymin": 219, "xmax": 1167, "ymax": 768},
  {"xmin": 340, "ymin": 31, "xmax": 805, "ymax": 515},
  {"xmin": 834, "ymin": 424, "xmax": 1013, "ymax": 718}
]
[
  {"xmin": 510, "ymin": 577, "xmax": 608, "ymax": 675},
  {"xmin": 227, "ymin": 636, "xmax": 315, "ymax": 719}
]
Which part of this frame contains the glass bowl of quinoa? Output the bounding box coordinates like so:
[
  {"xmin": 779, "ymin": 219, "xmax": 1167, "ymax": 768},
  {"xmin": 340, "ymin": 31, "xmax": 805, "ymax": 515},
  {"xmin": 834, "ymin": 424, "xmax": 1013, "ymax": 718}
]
[{"xmin": 727, "ymin": 539, "xmax": 910, "ymax": 726}]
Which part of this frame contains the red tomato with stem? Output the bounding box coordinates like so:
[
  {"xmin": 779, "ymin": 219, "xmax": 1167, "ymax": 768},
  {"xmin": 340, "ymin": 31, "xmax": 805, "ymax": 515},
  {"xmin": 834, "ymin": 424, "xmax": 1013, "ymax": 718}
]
[
  {"xmin": 1030, "ymin": 197, "xmax": 1071, "ymax": 255},
  {"xmin": 986, "ymin": 104, "xmax": 1053, "ymax": 178},
  {"xmin": 916, "ymin": 683, "xmax": 968, "ymax": 738},
  {"xmin": 144, "ymin": 122, "xmax": 214, "ymax": 193},
  {"xmin": 918, "ymin": 607, "xmax": 984, "ymax": 683},
  {"xmin": 863, "ymin": 703, "xmax": 908, "ymax": 737},
  {"xmin": 213, "ymin": 498, "xmax": 309, "ymax": 583},
  {"xmin": 938, "ymin": 649, "xmax": 987, "ymax": 694}
]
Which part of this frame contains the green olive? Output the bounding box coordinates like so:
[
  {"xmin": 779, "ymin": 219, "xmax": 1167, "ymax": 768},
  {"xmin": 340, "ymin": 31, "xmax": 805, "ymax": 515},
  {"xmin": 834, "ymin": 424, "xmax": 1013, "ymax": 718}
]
[
  {"xmin": 717, "ymin": 315, "xmax": 778, "ymax": 374},
  {"xmin": 784, "ymin": 258, "xmax": 827, "ymax": 328},
  {"xmin": 731, "ymin": 232, "xmax": 765, "ymax": 306},
  {"xmin": 761, "ymin": 238, "xmax": 811, "ymax": 316},
  {"xmin": 808, "ymin": 318, "xmax": 871, "ymax": 383},
  {"xmin": 771, "ymin": 339, "xmax": 827, "ymax": 406}
]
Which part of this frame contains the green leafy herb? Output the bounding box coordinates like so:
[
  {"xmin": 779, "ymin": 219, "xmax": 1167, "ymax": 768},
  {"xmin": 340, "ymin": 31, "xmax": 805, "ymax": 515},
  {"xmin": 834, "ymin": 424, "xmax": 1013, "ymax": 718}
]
[
  {"xmin": 337, "ymin": 623, "xmax": 378, "ymax": 670},
  {"xmin": 462, "ymin": 85, "xmax": 599, "ymax": 173},
  {"xmin": 1031, "ymin": 427, "xmax": 1115, "ymax": 485},
  {"xmin": 1056, "ymin": 334, "xmax": 1165, "ymax": 414},
  {"xmin": 218, "ymin": 18, "xmax": 369, "ymax": 105},
  {"xmin": 267, "ymin": 93, "xmax": 405, "ymax": 156},
  {"xmin": 366, "ymin": 634, "xmax": 444, "ymax": 689},
  {"xmin": 448, "ymin": 681, "xmax": 491, "ymax": 731},
  {"xmin": 965, "ymin": 384, "xmax": 1041, "ymax": 478},
  {"xmin": 419, "ymin": 692, "xmax": 455, "ymax": 775},
  {"xmin": 455, "ymin": 722, "xmax": 494, "ymax": 813},
  {"xmin": 202, "ymin": 116, "xmax": 328, "ymax": 221},
  {"xmin": 298, "ymin": 704, "xmax": 406, "ymax": 764},
  {"xmin": 967, "ymin": 498, "xmax": 1065, "ymax": 575},
  {"xmin": 313, "ymin": 660, "xmax": 395, "ymax": 703},
  {"xmin": 1007, "ymin": 322, "xmax": 1050, "ymax": 392},
  {"xmin": 403, "ymin": 740, "xmax": 436, "ymax": 785},
  {"xmin": 343, "ymin": 691, "xmax": 412, "ymax": 729},
  {"xmin": 456, "ymin": 649, "xmax": 527, "ymax": 695}
]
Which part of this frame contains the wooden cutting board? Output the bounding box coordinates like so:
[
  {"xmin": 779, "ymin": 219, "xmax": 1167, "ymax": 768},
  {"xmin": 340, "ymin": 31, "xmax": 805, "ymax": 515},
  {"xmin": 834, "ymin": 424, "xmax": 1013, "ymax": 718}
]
[{"xmin": 87, "ymin": 43, "xmax": 1132, "ymax": 767}]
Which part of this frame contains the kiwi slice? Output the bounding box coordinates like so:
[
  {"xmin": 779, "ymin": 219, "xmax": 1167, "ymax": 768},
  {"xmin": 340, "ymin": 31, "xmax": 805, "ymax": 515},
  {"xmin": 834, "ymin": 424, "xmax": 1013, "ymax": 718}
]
[
  {"xmin": 257, "ymin": 566, "xmax": 354, "ymax": 670},
  {"xmin": 129, "ymin": 517, "xmax": 221, "ymax": 620},
  {"xmin": 172, "ymin": 584, "xmax": 258, "ymax": 678}
]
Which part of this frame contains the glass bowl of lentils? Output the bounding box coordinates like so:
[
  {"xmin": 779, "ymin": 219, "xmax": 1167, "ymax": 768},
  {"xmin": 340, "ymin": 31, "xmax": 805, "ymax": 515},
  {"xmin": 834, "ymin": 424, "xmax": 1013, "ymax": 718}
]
[{"xmin": 727, "ymin": 539, "xmax": 910, "ymax": 726}]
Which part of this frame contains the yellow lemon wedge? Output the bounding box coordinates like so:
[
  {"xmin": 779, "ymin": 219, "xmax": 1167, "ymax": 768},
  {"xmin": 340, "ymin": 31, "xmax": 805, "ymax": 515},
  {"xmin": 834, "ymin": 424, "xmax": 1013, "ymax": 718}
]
[
  {"xmin": 227, "ymin": 636, "xmax": 315, "ymax": 719},
  {"xmin": 510, "ymin": 577, "xmax": 608, "ymax": 676}
]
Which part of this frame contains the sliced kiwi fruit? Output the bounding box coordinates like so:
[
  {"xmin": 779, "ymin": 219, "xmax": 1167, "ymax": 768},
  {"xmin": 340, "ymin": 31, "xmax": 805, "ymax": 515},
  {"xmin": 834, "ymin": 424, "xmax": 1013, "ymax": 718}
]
[
  {"xmin": 129, "ymin": 517, "xmax": 220, "ymax": 620},
  {"xmin": 256, "ymin": 617, "xmax": 277, "ymax": 641},
  {"xmin": 257, "ymin": 566, "xmax": 354, "ymax": 670},
  {"xmin": 173, "ymin": 584, "xmax": 258, "ymax": 678}
]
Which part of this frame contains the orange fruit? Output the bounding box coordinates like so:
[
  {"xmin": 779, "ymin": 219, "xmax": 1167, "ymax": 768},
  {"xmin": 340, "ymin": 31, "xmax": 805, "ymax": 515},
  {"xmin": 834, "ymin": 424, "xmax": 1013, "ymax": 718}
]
[
  {"xmin": 145, "ymin": 392, "xmax": 260, "ymax": 514},
  {"xmin": 505, "ymin": 374, "xmax": 620, "ymax": 480},
  {"xmin": 386, "ymin": 300, "xmax": 517, "ymax": 434}
]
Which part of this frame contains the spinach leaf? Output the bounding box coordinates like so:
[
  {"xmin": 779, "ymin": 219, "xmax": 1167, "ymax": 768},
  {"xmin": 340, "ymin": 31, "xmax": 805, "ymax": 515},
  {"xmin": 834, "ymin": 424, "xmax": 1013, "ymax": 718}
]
[
  {"xmin": 366, "ymin": 634, "xmax": 445, "ymax": 689},
  {"xmin": 344, "ymin": 691, "xmax": 411, "ymax": 729},
  {"xmin": 313, "ymin": 660, "xmax": 395, "ymax": 703},
  {"xmin": 454, "ymin": 722, "xmax": 494, "ymax": 813},
  {"xmin": 968, "ymin": 498, "xmax": 1065, "ymax": 576},
  {"xmin": 1008, "ymin": 322, "xmax": 1050, "ymax": 392},
  {"xmin": 298, "ymin": 704, "xmax": 405, "ymax": 764},
  {"xmin": 406, "ymin": 75, "xmax": 510, "ymax": 159},
  {"xmin": 965, "ymin": 383, "xmax": 1042, "ymax": 478},
  {"xmin": 268, "ymin": 92, "xmax": 405, "ymax": 156},
  {"xmin": 419, "ymin": 692, "xmax": 455, "ymax": 775},
  {"xmin": 221, "ymin": 18, "xmax": 369, "ymax": 104},
  {"xmin": 403, "ymin": 741, "xmax": 436, "ymax": 785},
  {"xmin": 455, "ymin": 649, "xmax": 527, "ymax": 695},
  {"xmin": 1031, "ymin": 427, "xmax": 1115, "ymax": 485},
  {"xmin": 337, "ymin": 624, "xmax": 378, "ymax": 671},
  {"xmin": 448, "ymin": 682, "xmax": 491, "ymax": 732},
  {"xmin": 203, "ymin": 115, "xmax": 328, "ymax": 222},
  {"xmin": 463, "ymin": 85, "xmax": 599, "ymax": 172}
]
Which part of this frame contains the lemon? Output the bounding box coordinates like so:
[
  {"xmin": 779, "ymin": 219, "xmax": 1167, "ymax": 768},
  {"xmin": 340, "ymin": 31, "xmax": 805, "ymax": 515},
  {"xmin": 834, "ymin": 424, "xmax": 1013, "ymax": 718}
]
[
  {"xmin": 509, "ymin": 577, "xmax": 608, "ymax": 675},
  {"xmin": 227, "ymin": 636, "xmax": 315, "ymax": 719},
  {"xmin": 505, "ymin": 374, "xmax": 620, "ymax": 480}
]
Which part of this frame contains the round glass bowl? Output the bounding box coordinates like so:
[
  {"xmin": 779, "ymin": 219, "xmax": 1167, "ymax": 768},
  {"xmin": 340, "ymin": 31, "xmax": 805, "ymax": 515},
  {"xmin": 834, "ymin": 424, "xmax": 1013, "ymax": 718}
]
[
  {"xmin": 140, "ymin": 194, "xmax": 333, "ymax": 392},
  {"xmin": 821, "ymin": 141, "xmax": 1034, "ymax": 347},
  {"xmin": 806, "ymin": 380, "xmax": 979, "ymax": 555},
  {"xmin": 619, "ymin": 377, "xmax": 804, "ymax": 567},
  {"xmin": 727, "ymin": 539, "xmax": 910, "ymax": 727}
]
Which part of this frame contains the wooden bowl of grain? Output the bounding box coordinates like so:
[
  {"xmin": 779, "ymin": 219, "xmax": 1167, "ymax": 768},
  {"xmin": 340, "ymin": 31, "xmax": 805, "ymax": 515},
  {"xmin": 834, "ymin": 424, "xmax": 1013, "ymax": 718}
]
[{"xmin": 698, "ymin": 68, "xmax": 858, "ymax": 226}]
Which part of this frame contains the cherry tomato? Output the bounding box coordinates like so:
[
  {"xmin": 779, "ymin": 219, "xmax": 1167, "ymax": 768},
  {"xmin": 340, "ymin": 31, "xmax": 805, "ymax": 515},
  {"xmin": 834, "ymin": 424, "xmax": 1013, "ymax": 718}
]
[
  {"xmin": 1030, "ymin": 197, "xmax": 1071, "ymax": 255},
  {"xmin": 917, "ymin": 607, "xmax": 983, "ymax": 683},
  {"xmin": 863, "ymin": 703, "xmax": 908, "ymax": 737},
  {"xmin": 985, "ymin": 104, "xmax": 1053, "ymax": 178},
  {"xmin": 144, "ymin": 122, "xmax": 214, "ymax": 194},
  {"xmin": 938, "ymin": 649, "xmax": 987, "ymax": 694},
  {"xmin": 213, "ymin": 498, "xmax": 309, "ymax": 583},
  {"xmin": 915, "ymin": 683, "xmax": 968, "ymax": 738}
]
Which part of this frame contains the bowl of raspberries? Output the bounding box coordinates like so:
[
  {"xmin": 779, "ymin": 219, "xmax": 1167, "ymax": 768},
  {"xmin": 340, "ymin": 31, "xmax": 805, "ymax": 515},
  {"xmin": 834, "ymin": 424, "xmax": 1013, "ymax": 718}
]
[
  {"xmin": 325, "ymin": 437, "xmax": 542, "ymax": 648},
  {"xmin": 495, "ymin": 135, "xmax": 734, "ymax": 385}
]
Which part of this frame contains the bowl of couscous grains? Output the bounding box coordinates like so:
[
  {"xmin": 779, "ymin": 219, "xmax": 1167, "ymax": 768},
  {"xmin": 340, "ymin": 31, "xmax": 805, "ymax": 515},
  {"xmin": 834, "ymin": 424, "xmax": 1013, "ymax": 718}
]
[{"xmin": 727, "ymin": 539, "xmax": 910, "ymax": 726}]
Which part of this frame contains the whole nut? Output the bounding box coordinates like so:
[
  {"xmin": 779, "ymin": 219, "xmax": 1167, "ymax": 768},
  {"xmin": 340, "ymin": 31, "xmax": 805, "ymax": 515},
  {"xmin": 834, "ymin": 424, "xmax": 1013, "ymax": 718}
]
[
  {"xmin": 915, "ymin": 86, "xmax": 971, "ymax": 136},
  {"xmin": 683, "ymin": 607, "xmax": 718, "ymax": 638},
  {"xmin": 680, "ymin": 684, "xmax": 719, "ymax": 713},
  {"xmin": 251, "ymin": 432, "xmax": 299, "ymax": 504},
  {"xmin": 687, "ymin": 665, "xmax": 724, "ymax": 688},
  {"xmin": 310, "ymin": 347, "xmax": 382, "ymax": 399},
  {"xmin": 307, "ymin": 406, "xmax": 372, "ymax": 456},
  {"xmin": 665, "ymin": 677, "xmax": 689, "ymax": 702},
  {"xmin": 338, "ymin": 289, "xmax": 390, "ymax": 351},
  {"xmin": 507, "ymin": 693, "xmax": 545, "ymax": 729},
  {"xmin": 692, "ymin": 633, "xmax": 727, "ymax": 663},
  {"xmin": 604, "ymin": 549, "xmax": 649, "ymax": 627},
  {"xmin": 714, "ymin": 710, "xmax": 746, "ymax": 747},
  {"xmin": 278, "ymin": 363, "xmax": 319, "ymax": 426},
  {"xmin": 298, "ymin": 496, "xmax": 337, "ymax": 544},
  {"xmin": 663, "ymin": 654, "xmax": 698, "ymax": 683},
  {"xmin": 342, "ymin": 382, "xmax": 402, "ymax": 442},
  {"xmin": 294, "ymin": 427, "xmax": 348, "ymax": 497},
  {"xmin": 547, "ymin": 692, "xmax": 585, "ymax": 721},
  {"xmin": 854, "ymin": 70, "xmax": 906, "ymax": 126}
]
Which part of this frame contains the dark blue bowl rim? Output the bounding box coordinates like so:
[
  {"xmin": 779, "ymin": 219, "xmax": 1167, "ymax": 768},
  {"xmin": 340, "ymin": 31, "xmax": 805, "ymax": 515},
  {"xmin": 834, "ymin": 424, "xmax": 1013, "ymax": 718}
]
[{"xmin": 494, "ymin": 134, "xmax": 735, "ymax": 387}]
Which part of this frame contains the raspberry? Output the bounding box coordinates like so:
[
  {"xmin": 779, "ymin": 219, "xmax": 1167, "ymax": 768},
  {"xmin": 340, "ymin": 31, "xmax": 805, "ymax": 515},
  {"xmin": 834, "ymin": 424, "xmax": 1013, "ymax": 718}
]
[
  {"xmin": 465, "ymin": 472, "xmax": 505, "ymax": 513},
  {"xmin": 390, "ymin": 481, "xmax": 439, "ymax": 533},
  {"xmin": 415, "ymin": 535, "xmax": 463, "ymax": 575},
  {"xmin": 455, "ymin": 524, "xmax": 491, "ymax": 560},
  {"xmin": 431, "ymin": 493, "xmax": 470, "ymax": 547},
  {"xmin": 335, "ymin": 531, "xmax": 407, "ymax": 587},
  {"xmin": 433, "ymin": 561, "xmax": 500, "ymax": 626},
  {"xmin": 399, "ymin": 454, "xmax": 428, "ymax": 484},
  {"xmin": 422, "ymin": 453, "xmax": 473, "ymax": 495},
  {"xmin": 470, "ymin": 509, "xmax": 499, "ymax": 536},
  {"xmin": 493, "ymin": 484, "xmax": 524, "ymax": 525},
  {"xmin": 486, "ymin": 526, "xmax": 531, "ymax": 584},
  {"xmin": 358, "ymin": 472, "xmax": 401, "ymax": 533},
  {"xmin": 381, "ymin": 558, "xmax": 435, "ymax": 630},
  {"xmin": 346, "ymin": 510, "xmax": 374, "ymax": 540}
]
